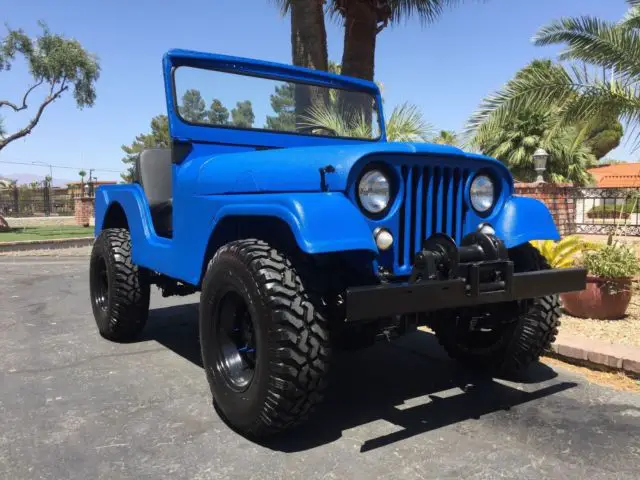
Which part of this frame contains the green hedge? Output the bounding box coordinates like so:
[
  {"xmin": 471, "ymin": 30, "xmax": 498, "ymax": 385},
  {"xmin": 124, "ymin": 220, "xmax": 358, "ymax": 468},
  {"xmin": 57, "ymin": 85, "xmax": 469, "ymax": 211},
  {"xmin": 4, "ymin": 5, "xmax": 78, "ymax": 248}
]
[{"xmin": 587, "ymin": 202, "xmax": 639, "ymax": 219}]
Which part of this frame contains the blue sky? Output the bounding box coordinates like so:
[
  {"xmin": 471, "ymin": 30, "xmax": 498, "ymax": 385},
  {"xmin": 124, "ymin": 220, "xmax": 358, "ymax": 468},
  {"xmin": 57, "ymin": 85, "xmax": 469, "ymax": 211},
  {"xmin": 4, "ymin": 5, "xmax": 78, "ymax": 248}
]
[{"xmin": 0, "ymin": 0, "xmax": 632, "ymax": 182}]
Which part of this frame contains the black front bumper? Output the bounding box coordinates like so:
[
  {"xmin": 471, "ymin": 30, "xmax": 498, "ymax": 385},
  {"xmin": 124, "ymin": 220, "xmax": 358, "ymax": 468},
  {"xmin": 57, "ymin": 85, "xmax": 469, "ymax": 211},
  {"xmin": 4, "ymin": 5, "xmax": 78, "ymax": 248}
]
[{"xmin": 345, "ymin": 267, "xmax": 586, "ymax": 322}]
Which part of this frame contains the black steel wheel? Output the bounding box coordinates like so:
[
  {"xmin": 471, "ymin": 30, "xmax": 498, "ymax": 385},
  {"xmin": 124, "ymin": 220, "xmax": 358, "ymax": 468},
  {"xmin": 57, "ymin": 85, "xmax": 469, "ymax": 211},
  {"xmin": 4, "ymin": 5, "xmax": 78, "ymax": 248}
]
[
  {"xmin": 199, "ymin": 239, "xmax": 331, "ymax": 437},
  {"xmin": 433, "ymin": 243, "xmax": 561, "ymax": 374},
  {"xmin": 89, "ymin": 228, "xmax": 150, "ymax": 342},
  {"xmin": 215, "ymin": 290, "xmax": 257, "ymax": 391}
]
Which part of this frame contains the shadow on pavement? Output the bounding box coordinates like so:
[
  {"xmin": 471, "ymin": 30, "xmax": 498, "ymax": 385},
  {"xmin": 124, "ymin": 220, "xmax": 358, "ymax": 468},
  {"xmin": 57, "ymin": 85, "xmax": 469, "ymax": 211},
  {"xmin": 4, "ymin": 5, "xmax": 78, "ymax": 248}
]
[{"xmin": 143, "ymin": 303, "xmax": 577, "ymax": 453}]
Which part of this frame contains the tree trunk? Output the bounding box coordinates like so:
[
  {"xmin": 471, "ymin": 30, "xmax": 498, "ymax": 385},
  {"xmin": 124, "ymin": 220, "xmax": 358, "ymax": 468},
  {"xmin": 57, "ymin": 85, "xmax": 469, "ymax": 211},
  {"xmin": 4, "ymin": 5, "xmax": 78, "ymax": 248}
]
[
  {"xmin": 339, "ymin": 1, "xmax": 377, "ymax": 126},
  {"xmin": 290, "ymin": 0, "xmax": 329, "ymax": 129},
  {"xmin": 340, "ymin": 1, "xmax": 377, "ymax": 82}
]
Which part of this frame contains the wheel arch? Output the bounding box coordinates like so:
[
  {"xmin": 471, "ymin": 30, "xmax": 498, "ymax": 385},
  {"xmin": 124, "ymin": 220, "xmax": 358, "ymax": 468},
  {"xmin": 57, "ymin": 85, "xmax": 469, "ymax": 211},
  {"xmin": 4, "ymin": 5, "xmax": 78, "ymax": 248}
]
[
  {"xmin": 200, "ymin": 215, "xmax": 301, "ymax": 284},
  {"xmin": 199, "ymin": 213, "xmax": 377, "ymax": 286},
  {"xmin": 101, "ymin": 201, "xmax": 129, "ymax": 230}
]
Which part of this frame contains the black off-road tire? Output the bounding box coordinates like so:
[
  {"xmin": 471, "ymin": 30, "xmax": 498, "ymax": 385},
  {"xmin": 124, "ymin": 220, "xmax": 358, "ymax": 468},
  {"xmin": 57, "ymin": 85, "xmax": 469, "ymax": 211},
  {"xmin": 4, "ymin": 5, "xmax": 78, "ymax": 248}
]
[
  {"xmin": 89, "ymin": 228, "xmax": 150, "ymax": 342},
  {"xmin": 433, "ymin": 243, "xmax": 561, "ymax": 375},
  {"xmin": 199, "ymin": 239, "xmax": 331, "ymax": 437}
]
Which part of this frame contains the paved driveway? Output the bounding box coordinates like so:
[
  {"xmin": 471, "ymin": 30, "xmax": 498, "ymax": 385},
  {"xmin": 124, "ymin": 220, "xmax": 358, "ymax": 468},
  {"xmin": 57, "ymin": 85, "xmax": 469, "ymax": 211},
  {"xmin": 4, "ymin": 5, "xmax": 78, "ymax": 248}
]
[{"xmin": 1, "ymin": 257, "xmax": 639, "ymax": 479}]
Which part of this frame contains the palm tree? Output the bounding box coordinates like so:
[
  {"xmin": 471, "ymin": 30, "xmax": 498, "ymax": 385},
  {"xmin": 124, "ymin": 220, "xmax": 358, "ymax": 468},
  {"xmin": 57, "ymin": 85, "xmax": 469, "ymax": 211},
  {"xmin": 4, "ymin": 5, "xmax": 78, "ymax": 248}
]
[
  {"xmin": 302, "ymin": 101, "xmax": 433, "ymax": 142},
  {"xmin": 273, "ymin": 1, "xmax": 330, "ymax": 119},
  {"xmin": 432, "ymin": 130, "xmax": 458, "ymax": 146},
  {"xmin": 78, "ymin": 169, "xmax": 86, "ymax": 193},
  {"xmin": 332, "ymin": 1, "xmax": 464, "ymax": 82},
  {"xmin": 472, "ymin": 104, "xmax": 596, "ymax": 185},
  {"xmin": 468, "ymin": 1, "xmax": 640, "ymax": 148}
]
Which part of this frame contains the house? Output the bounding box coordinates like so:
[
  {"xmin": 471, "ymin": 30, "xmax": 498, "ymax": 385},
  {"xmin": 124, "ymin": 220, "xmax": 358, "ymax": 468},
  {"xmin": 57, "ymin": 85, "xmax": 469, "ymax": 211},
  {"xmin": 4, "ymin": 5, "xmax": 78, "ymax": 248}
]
[{"xmin": 588, "ymin": 163, "xmax": 640, "ymax": 188}]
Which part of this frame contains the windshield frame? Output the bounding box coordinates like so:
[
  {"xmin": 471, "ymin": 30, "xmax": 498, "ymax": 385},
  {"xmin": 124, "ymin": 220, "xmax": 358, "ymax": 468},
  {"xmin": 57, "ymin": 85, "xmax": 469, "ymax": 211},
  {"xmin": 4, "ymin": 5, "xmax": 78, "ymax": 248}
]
[{"xmin": 170, "ymin": 64, "xmax": 384, "ymax": 143}]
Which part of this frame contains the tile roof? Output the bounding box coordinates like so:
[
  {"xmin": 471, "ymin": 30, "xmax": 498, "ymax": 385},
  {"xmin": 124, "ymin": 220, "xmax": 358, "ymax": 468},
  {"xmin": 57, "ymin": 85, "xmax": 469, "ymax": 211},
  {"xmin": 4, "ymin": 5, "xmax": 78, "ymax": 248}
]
[{"xmin": 588, "ymin": 163, "xmax": 640, "ymax": 188}]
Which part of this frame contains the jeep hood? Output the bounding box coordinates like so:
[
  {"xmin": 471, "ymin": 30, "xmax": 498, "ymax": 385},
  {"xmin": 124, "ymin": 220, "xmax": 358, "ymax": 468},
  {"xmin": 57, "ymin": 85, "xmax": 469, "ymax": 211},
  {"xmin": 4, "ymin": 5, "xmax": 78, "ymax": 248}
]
[{"xmin": 195, "ymin": 142, "xmax": 508, "ymax": 195}]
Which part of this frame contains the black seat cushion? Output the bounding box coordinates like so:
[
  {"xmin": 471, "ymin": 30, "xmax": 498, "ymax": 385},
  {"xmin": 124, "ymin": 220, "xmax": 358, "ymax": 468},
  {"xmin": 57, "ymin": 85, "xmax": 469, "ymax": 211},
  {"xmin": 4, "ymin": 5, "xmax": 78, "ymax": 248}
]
[{"xmin": 136, "ymin": 149, "xmax": 173, "ymax": 238}]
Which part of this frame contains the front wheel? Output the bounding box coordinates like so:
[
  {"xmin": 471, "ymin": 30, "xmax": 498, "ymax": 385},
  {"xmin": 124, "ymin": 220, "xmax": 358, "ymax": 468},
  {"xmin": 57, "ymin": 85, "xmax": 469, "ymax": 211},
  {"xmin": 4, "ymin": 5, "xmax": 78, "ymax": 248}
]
[
  {"xmin": 433, "ymin": 243, "xmax": 561, "ymax": 375},
  {"xmin": 89, "ymin": 228, "xmax": 150, "ymax": 342},
  {"xmin": 199, "ymin": 239, "xmax": 331, "ymax": 437}
]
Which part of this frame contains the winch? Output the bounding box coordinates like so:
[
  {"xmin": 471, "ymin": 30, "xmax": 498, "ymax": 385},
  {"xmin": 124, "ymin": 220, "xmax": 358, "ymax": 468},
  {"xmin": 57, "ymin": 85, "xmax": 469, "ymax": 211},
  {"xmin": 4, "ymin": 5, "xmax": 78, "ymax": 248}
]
[{"xmin": 409, "ymin": 232, "xmax": 514, "ymax": 296}]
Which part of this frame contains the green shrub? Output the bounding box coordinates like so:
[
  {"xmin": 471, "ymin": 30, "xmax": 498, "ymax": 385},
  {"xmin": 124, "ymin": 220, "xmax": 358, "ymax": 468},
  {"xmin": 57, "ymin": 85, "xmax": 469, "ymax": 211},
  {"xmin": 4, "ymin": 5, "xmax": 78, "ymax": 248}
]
[
  {"xmin": 583, "ymin": 243, "xmax": 640, "ymax": 278},
  {"xmin": 586, "ymin": 202, "xmax": 638, "ymax": 219}
]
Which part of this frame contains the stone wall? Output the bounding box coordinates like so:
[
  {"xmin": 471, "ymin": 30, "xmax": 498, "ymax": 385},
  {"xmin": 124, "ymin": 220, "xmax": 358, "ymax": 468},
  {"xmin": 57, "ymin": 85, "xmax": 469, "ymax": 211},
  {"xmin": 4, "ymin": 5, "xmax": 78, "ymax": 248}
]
[
  {"xmin": 74, "ymin": 197, "xmax": 95, "ymax": 227},
  {"xmin": 514, "ymin": 182, "xmax": 576, "ymax": 236}
]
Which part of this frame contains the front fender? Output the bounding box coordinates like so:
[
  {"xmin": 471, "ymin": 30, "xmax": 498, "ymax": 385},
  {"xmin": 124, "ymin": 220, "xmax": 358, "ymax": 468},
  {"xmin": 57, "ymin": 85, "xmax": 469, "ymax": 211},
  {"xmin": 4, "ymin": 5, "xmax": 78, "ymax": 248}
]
[
  {"xmin": 211, "ymin": 193, "xmax": 377, "ymax": 254},
  {"xmin": 492, "ymin": 196, "xmax": 560, "ymax": 248},
  {"xmin": 95, "ymin": 184, "xmax": 172, "ymax": 267}
]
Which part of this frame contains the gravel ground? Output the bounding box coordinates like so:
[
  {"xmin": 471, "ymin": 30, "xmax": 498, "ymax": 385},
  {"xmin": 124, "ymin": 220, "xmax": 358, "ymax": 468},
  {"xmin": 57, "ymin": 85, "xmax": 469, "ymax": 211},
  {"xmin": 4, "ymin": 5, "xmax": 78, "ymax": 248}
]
[{"xmin": 559, "ymin": 297, "xmax": 640, "ymax": 348}]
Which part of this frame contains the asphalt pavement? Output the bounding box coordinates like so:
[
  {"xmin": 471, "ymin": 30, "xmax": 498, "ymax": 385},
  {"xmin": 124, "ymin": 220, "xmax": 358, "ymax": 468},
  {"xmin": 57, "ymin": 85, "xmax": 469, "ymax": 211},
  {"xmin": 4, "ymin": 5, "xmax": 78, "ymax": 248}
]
[{"xmin": 1, "ymin": 257, "xmax": 639, "ymax": 479}]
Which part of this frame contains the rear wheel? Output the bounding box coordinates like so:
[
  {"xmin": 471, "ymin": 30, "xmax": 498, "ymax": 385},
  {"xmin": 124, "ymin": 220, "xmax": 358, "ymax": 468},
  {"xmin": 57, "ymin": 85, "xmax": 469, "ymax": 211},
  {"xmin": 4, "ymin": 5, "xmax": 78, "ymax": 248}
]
[
  {"xmin": 199, "ymin": 239, "xmax": 331, "ymax": 437},
  {"xmin": 89, "ymin": 228, "xmax": 150, "ymax": 341},
  {"xmin": 433, "ymin": 243, "xmax": 561, "ymax": 374}
]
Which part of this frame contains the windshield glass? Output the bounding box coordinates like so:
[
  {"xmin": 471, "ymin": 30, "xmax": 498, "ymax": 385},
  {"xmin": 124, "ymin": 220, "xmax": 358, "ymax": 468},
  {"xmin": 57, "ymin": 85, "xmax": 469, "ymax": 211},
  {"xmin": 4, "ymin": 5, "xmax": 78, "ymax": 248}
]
[{"xmin": 174, "ymin": 66, "xmax": 381, "ymax": 140}]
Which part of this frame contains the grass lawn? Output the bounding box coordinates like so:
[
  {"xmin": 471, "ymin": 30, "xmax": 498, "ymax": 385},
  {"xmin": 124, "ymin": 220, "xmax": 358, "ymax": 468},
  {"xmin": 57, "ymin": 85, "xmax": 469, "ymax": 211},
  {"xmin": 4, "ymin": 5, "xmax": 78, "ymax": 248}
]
[{"xmin": 0, "ymin": 225, "xmax": 93, "ymax": 243}]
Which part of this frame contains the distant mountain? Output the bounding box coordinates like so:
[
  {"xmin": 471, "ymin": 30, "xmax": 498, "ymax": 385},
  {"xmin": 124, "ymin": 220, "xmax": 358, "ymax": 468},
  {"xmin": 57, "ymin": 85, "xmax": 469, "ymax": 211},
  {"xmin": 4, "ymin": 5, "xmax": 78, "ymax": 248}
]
[{"xmin": 0, "ymin": 173, "xmax": 74, "ymax": 188}]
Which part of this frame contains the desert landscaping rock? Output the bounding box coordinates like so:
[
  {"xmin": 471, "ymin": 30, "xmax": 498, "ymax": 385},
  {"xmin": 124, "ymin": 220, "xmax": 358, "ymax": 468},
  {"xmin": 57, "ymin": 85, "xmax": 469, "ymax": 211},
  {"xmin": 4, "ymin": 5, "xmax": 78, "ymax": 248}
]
[{"xmin": 559, "ymin": 297, "xmax": 640, "ymax": 348}]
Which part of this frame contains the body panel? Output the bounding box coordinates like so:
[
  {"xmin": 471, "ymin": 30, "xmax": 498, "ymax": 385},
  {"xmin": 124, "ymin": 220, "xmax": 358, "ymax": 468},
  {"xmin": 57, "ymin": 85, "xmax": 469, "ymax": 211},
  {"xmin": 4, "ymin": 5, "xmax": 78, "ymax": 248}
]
[
  {"xmin": 491, "ymin": 196, "xmax": 561, "ymax": 247},
  {"xmin": 193, "ymin": 142, "xmax": 510, "ymax": 195},
  {"xmin": 95, "ymin": 186, "xmax": 375, "ymax": 286}
]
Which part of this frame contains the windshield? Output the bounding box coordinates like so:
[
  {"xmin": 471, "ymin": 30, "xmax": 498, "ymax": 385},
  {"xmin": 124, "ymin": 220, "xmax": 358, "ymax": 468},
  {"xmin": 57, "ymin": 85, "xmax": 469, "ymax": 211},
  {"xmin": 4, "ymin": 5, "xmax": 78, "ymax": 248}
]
[{"xmin": 173, "ymin": 66, "xmax": 381, "ymax": 140}]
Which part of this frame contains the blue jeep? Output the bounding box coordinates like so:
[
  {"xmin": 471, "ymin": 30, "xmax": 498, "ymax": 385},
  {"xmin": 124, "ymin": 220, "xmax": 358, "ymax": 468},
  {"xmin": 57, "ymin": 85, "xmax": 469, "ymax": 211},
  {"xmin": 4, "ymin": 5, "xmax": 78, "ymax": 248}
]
[{"xmin": 89, "ymin": 49, "xmax": 586, "ymax": 437}]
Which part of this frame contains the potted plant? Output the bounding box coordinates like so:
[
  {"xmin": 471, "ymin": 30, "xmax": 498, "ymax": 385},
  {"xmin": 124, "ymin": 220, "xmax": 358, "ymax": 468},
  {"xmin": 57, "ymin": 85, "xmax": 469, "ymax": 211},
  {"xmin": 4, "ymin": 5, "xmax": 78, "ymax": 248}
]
[{"xmin": 560, "ymin": 239, "xmax": 639, "ymax": 319}]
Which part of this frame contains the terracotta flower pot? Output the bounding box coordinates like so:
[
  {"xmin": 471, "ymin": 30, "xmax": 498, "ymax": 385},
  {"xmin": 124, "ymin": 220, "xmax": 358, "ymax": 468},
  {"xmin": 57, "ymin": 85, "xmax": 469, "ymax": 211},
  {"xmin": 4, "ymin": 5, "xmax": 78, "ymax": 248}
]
[{"xmin": 560, "ymin": 276, "xmax": 632, "ymax": 320}]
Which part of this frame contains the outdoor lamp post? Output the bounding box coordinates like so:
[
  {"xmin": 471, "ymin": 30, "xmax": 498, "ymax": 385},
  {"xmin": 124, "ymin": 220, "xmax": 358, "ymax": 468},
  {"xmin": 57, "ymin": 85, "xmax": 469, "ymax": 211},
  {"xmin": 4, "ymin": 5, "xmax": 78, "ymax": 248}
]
[{"xmin": 533, "ymin": 148, "xmax": 549, "ymax": 183}]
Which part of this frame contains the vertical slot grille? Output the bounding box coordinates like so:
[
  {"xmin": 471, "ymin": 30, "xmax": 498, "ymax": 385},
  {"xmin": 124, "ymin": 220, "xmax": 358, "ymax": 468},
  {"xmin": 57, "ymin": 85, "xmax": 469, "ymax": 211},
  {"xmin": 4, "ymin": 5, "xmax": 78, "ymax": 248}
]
[{"xmin": 396, "ymin": 163, "xmax": 470, "ymax": 270}]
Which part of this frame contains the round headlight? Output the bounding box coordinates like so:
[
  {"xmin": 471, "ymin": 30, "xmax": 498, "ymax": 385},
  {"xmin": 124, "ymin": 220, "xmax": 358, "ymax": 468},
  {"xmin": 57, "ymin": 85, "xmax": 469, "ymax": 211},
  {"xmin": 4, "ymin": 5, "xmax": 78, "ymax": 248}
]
[
  {"xmin": 470, "ymin": 175, "xmax": 495, "ymax": 213},
  {"xmin": 358, "ymin": 170, "xmax": 390, "ymax": 214}
]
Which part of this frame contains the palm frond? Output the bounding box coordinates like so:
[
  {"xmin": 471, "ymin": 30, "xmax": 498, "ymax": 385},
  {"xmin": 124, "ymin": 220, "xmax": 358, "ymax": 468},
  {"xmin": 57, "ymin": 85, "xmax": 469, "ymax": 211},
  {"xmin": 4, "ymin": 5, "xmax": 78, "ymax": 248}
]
[
  {"xmin": 387, "ymin": 0, "xmax": 462, "ymax": 25},
  {"xmin": 622, "ymin": 6, "xmax": 640, "ymax": 30},
  {"xmin": 534, "ymin": 16, "xmax": 640, "ymax": 80},
  {"xmin": 385, "ymin": 102, "xmax": 433, "ymax": 142},
  {"xmin": 270, "ymin": 0, "xmax": 291, "ymax": 14},
  {"xmin": 299, "ymin": 103, "xmax": 353, "ymax": 137},
  {"xmin": 466, "ymin": 61, "xmax": 577, "ymax": 136}
]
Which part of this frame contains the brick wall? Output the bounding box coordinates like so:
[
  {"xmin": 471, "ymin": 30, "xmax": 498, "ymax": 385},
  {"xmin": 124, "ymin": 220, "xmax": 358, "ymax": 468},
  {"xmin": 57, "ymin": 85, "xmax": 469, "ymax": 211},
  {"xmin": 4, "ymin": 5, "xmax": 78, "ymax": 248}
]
[
  {"xmin": 74, "ymin": 197, "xmax": 94, "ymax": 227},
  {"xmin": 514, "ymin": 182, "xmax": 575, "ymax": 236}
]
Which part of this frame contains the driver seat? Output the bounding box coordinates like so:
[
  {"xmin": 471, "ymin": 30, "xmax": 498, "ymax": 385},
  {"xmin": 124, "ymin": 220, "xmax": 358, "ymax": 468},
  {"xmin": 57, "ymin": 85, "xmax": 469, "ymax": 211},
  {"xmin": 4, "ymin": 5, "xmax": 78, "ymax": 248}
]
[{"xmin": 135, "ymin": 149, "xmax": 173, "ymax": 238}]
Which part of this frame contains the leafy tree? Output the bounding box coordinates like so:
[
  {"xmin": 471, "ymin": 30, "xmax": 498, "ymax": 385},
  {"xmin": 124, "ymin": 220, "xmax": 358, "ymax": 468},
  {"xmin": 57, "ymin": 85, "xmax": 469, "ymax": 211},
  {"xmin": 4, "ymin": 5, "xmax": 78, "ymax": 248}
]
[
  {"xmin": 179, "ymin": 89, "xmax": 207, "ymax": 123},
  {"xmin": 121, "ymin": 115, "xmax": 170, "ymax": 182},
  {"xmin": 208, "ymin": 98, "xmax": 230, "ymax": 125},
  {"xmin": 0, "ymin": 22, "xmax": 100, "ymax": 151},
  {"xmin": 78, "ymin": 170, "xmax": 87, "ymax": 183},
  {"xmin": 231, "ymin": 101, "xmax": 255, "ymax": 128},
  {"xmin": 468, "ymin": 1, "xmax": 640, "ymax": 149},
  {"xmin": 584, "ymin": 115, "xmax": 624, "ymax": 159},
  {"xmin": 265, "ymin": 83, "xmax": 295, "ymax": 131},
  {"xmin": 432, "ymin": 130, "xmax": 459, "ymax": 146}
]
